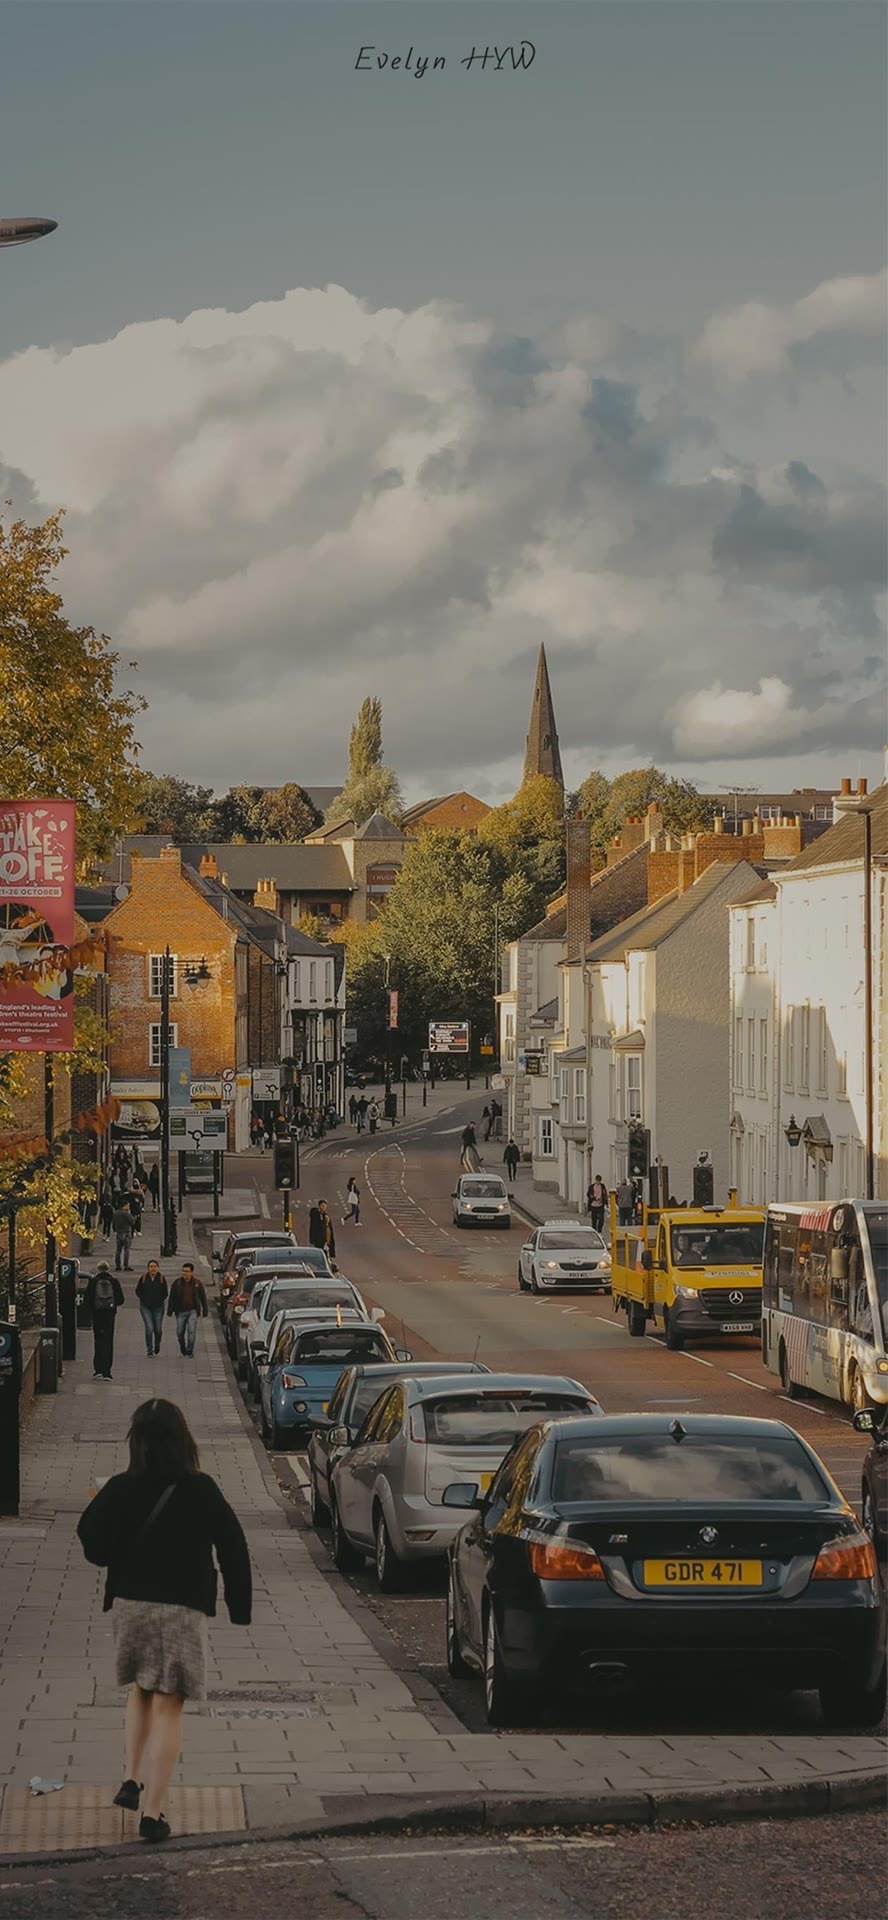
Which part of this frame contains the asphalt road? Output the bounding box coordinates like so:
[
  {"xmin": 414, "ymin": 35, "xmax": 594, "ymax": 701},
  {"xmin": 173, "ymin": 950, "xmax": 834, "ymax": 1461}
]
[
  {"xmin": 205, "ymin": 1091, "xmax": 883, "ymax": 1737},
  {"xmin": 0, "ymin": 1815, "xmax": 883, "ymax": 1920}
]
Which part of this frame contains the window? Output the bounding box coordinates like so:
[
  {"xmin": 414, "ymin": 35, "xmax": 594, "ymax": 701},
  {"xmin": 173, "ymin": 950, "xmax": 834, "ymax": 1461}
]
[
  {"xmin": 148, "ymin": 953, "xmax": 178, "ymax": 999},
  {"xmin": 148, "ymin": 1021, "xmax": 177, "ymax": 1067},
  {"xmin": 324, "ymin": 961, "xmax": 333, "ymax": 1002},
  {"xmin": 746, "ymin": 916, "xmax": 756, "ymax": 970},
  {"xmin": 559, "ymin": 1066, "xmax": 569, "ymax": 1104},
  {"xmin": 784, "ymin": 1006, "xmax": 795, "ymax": 1088},
  {"xmin": 817, "ymin": 1008, "xmax": 828, "ymax": 1095},
  {"xmin": 504, "ymin": 1012, "xmax": 515, "ymax": 1064},
  {"xmin": 734, "ymin": 1016, "xmax": 743, "ymax": 1092},
  {"xmin": 308, "ymin": 962, "xmax": 317, "ymax": 1002},
  {"xmin": 375, "ymin": 1387, "xmax": 405, "ymax": 1444},
  {"xmin": 609, "ymin": 1062, "xmax": 619, "ymax": 1122},
  {"xmin": 758, "ymin": 1129, "xmax": 768, "ymax": 1206},
  {"xmin": 815, "ymin": 804, "xmax": 832, "ymax": 821},
  {"xmin": 537, "ymin": 1115, "xmax": 554, "ymax": 1159},
  {"xmin": 625, "ymin": 1055, "xmax": 641, "ymax": 1121},
  {"xmin": 574, "ymin": 1068, "xmax": 585, "ymax": 1126},
  {"xmin": 759, "ymin": 1019, "xmax": 768, "ymax": 1095},
  {"xmin": 837, "ymin": 1048, "xmax": 847, "ymax": 1097},
  {"xmin": 799, "ymin": 1004, "xmax": 810, "ymax": 1091},
  {"xmin": 837, "ymin": 1139, "xmax": 849, "ymax": 1196},
  {"xmin": 747, "ymin": 1018, "xmax": 755, "ymax": 1092}
]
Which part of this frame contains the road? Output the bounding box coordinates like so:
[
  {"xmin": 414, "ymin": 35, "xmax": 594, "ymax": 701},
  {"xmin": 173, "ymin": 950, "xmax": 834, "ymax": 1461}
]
[
  {"xmin": 0, "ymin": 1815, "xmax": 882, "ymax": 1920},
  {"xmin": 203, "ymin": 1090, "xmax": 882, "ymax": 1736}
]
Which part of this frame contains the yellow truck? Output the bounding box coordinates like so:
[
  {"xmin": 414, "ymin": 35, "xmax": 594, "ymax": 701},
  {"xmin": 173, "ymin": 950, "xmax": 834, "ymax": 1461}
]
[{"xmin": 611, "ymin": 1198, "xmax": 766, "ymax": 1351}]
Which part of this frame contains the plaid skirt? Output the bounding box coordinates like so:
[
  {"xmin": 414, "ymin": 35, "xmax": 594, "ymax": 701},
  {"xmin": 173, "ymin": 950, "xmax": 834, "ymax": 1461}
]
[{"xmin": 113, "ymin": 1598, "xmax": 208, "ymax": 1703}]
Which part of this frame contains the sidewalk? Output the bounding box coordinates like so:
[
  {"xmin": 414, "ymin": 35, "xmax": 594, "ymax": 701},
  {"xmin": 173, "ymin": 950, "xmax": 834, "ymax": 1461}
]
[{"xmin": 0, "ymin": 1199, "xmax": 884, "ymax": 1859}]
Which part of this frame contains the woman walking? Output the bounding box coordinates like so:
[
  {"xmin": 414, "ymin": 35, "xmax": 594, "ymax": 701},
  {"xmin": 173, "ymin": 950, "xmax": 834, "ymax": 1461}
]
[
  {"xmin": 341, "ymin": 1177, "xmax": 361, "ymax": 1227},
  {"xmin": 136, "ymin": 1260, "xmax": 168, "ymax": 1356},
  {"xmin": 77, "ymin": 1399, "xmax": 252, "ymax": 1843}
]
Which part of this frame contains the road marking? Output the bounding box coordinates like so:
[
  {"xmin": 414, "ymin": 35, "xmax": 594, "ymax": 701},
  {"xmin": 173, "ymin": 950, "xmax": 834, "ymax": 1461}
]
[
  {"xmin": 728, "ymin": 1372, "xmax": 771, "ymax": 1392},
  {"xmin": 259, "ymin": 1189, "xmax": 270, "ymax": 1219},
  {"xmin": 283, "ymin": 1456, "xmax": 310, "ymax": 1486},
  {"xmin": 561, "ymin": 1306, "xmax": 580, "ymax": 1315},
  {"xmin": 778, "ymin": 1394, "xmax": 829, "ymax": 1415}
]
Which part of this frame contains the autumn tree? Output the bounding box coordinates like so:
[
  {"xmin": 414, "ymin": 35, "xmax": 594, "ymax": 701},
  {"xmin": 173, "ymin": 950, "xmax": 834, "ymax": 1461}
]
[
  {"xmin": 577, "ymin": 766, "xmax": 713, "ymax": 868},
  {"xmin": 134, "ymin": 772, "xmax": 217, "ymax": 840},
  {"xmin": 250, "ymin": 783, "xmax": 321, "ymax": 842},
  {"xmin": 0, "ymin": 510, "xmax": 144, "ymax": 869},
  {"xmin": 480, "ymin": 774, "xmax": 566, "ymax": 917},
  {"xmin": 325, "ymin": 697, "xmax": 403, "ymax": 828}
]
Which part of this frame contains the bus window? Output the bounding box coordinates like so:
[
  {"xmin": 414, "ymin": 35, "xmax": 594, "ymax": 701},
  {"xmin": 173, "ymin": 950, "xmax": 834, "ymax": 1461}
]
[{"xmin": 852, "ymin": 1279, "xmax": 874, "ymax": 1343}]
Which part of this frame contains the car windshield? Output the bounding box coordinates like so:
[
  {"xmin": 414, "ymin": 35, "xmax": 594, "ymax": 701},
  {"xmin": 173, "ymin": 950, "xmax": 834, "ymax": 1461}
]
[
  {"xmin": 538, "ymin": 1230, "xmax": 605, "ymax": 1252},
  {"xmin": 422, "ymin": 1392, "xmax": 588, "ymax": 1448},
  {"xmin": 256, "ymin": 1247, "xmax": 325, "ymax": 1269},
  {"xmin": 462, "ymin": 1181, "xmax": 506, "ymax": 1199},
  {"xmin": 669, "ymin": 1225, "xmax": 764, "ymax": 1267},
  {"xmin": 270, "ymin": 1287, "xmax": 355, "ymax": 1314},
  {"xmin": 863, "ymin": 1210, "xmax": 888, "ymax": 1304},
  {"xmin": 293, "ymin": 1329, "xmax": 390, "ymax": 1363},
  {"xmin": 551, "ymin": 1435, "xmax": 829, "ymax": 1505}
]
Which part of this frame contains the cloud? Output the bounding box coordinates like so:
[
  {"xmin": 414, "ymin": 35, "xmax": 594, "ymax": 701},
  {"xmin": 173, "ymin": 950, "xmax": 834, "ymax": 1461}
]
[
  {"xmin": 0, "ymin": 281, "xmax": 883, "ymax": 792},
  {"xmin": 691, "ymin": 267, "xmax": 888, "ymax": 382}
]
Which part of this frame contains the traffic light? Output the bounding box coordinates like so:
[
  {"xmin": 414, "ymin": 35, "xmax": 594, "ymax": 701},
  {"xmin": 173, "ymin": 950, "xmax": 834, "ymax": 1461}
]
[
  {"xmin": 273, "ymin": 1139, "xmax": 296, "ymax": 1190},
  {"xmin": 627, "ymin": 1124, "xmax": 650, "ymax": 1181}
]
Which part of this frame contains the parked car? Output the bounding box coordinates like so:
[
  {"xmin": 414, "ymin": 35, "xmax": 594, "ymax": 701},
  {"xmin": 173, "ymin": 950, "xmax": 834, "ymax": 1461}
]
[
  {"xmin": 329, "ymin": 1374, "xmax": 602, "ymax": 1593},
  {"xmin": 854, "ymin": 1407, "xmax": 888, "ymax": 1556},
  {"xmin": 223, "ymin": 1249, "xmax": 339, "ymax": 1351},
  {"xmin": 444, "ymin": 1412, "xmax": 887, "ymax": 1729},
  {"xmin": 307, "ymin": 1360, "xmax": 492, "ymax": 1527},
  {"xmin": 216, "ymin": 1231, "xmax": 297, "ymax": 1310},
  {"xmin": 452, "ymin": 1174, "xmax": 511, "ymax": 1229},
  {"xmin": 237, "ymin": 1273, "xmax": 367, "ymax": 1386},
  {"xmin": 518, "ymin": 1221, "xmax": 611, "ymax": 1294},
  {"xmin": 259, "ymin": 1317, "xmax": 405, "ymax": 1451}
]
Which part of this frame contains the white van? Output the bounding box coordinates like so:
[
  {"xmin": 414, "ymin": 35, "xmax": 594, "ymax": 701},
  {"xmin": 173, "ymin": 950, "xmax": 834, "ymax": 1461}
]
[{"xmin": 451, "ymin": 1174, "xmax": 511, "ymax": 1229}]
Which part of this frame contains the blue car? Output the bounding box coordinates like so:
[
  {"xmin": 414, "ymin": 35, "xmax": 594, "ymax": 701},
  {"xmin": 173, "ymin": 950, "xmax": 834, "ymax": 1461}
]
[{"xmin": 259, "ymin": 1317, "xmax": 407, "ymax": 1450}]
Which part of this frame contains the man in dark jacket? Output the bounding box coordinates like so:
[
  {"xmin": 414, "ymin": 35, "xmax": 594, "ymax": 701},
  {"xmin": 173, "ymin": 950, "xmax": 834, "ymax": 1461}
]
[
  {"xmin": 84, "ymin": 1261, "xmax": 126, "ymax": 1379},
  {"xmin": 167, "ymin": 1263, "xmax": 209, "ymax": 1357},
  {"xmin": 308, "ymin": 1200, "xmax": 336, "ymax": 1264},
  {"xmin": 503, "ymin": 1138, "xmax": 520, "ymax": 1188},
  {"xmin": 112, "ymin": 1198, "xmax": 135, "ymax": 1272}
]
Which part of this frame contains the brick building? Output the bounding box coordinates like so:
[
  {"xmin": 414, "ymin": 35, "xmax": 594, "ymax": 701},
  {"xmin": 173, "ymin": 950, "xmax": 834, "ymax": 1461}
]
[{"xmin": 401, "ymin": 792, "xmax": 491, "ymax": 836}]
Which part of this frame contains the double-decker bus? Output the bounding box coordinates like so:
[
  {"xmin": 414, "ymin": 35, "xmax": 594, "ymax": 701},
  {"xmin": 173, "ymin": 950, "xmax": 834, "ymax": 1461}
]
[{"xmin": 762, "ymin": 1201, "xmax": 888, "ymax": 1411}]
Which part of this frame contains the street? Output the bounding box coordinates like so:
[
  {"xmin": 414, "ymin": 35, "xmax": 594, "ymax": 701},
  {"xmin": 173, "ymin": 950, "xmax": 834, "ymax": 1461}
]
[{"xmin": 215, "ymin": 1089, "xmax": 882, "ymax": 1738}]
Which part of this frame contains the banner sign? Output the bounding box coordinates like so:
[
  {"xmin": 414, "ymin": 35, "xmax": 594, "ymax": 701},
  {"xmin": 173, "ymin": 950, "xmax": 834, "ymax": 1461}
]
[
  {"xmin": 168, "ymin": 1047, "xmax": 192, "ymax": 1107},
  {"xmin": 428, "ymin": 1020, "xmax": 469, "ymax": 1054},
  {"xmin": 388, "ymin": 990, "xmax": 399, "ymax": 1030},
  {"xmin": 0, "ymin": 800, "xmax": 76, "ymax": 1051}
]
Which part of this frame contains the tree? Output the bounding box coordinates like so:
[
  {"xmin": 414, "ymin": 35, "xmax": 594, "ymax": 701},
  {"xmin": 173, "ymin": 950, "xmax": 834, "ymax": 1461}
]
[
  {"xmin": 0, "ymin": 510, "xmax": 144, "ymax": 869},
  {"xmin": 325, "ymin": 697, "xmax": 403, "ymax": 828},
  {"xmin": 480, "ymin": 775, "xmax": 566, "ymax": 917},
  {"xmin": 577, "ymin": 766, "xmax": 713, "ymax": 868},
  {"xmin": 252, "ymin": 784, "xmax": 321, "ymax": 842},
  {"xmin": 134, "ymin": 772, "xmax": 217, "ymax": 841}
]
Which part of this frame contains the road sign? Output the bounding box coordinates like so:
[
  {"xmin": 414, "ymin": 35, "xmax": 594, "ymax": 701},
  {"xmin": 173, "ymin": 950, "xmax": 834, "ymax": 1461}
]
[
  {"xmin": 168, "ymin": 1108, "xmax": 228, "ymax": 1148},
  {"xmin": 252, "ymin": 1067, "xmax": 280, "ymax": 1101},
  {"xmin": 344, "ymin": 1027, "xmax": 357, "ymax": 1045},
  {"xmin": 222, "ymin": 1067, "xmax": 235, "ymax": 1083},
  {"xmin": 480, "ymin": 1044, "xmax": 494, "ymax": 1057},
  {"xmin": 428, "ymin": 1021, "xmax": 469, "ymax": 1054}
]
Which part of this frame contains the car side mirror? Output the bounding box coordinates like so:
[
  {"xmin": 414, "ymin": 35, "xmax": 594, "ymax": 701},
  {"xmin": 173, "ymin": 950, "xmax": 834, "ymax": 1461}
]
[
  {"xmin": 442, "ymin": 1482, "xmax": 483, "ymax": 1510},
  {"xmin": 329, "ymin": 1424, "xmax": 351, "ymax": 1448},
  {"xmin": 395, "ymin": 1348, "xmax": 414, "ymax": 1362},
  {"xmin": 640, "ymin": 1250, "xmax": 653, "ymax": 1271},
  {"xmin": 451, "ymin": 1192, "xmax": 458, "ymax": 1200},
  {"xmin": 212, "ymin": 1255, "xmax": 222, "ymax": 1271},
  {"xmin": 371, "ymin": 1306, "xmax": 385, "ymax": 1322},
  {"xmin": 853, "ymin": 1409, "xmax": 875, "ymax": 1433}
]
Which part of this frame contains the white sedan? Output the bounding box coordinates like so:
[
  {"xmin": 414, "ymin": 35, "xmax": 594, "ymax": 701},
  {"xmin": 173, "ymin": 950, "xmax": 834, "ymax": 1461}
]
[{"xmin": 517, "ymin": 1221, "xmax": 611, "ymax": 1294}]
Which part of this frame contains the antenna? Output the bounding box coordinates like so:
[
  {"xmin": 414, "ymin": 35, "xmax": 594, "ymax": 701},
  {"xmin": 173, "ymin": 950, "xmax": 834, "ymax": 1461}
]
[
  {"xmin": 718, "ymin": 785, "xmax": 760, "ymax": 834},
  {"xmin": 472, "ymin": 1334, "xmax": 481, "ymax": 1365}
]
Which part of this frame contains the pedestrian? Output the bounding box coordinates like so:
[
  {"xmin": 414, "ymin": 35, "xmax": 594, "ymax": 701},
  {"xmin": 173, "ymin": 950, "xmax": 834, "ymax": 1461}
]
[
  {"xmin": 100, "ymin": 1178, "xmax": 115, "ymax": 1238},
  {"xmin": 460, "ymin": 1122, "xmax": 478, "ymax": 1171},
  {"xmin": 482, "ymin": 1105, "xmax": 491, "ymax": 1141},
  {"xmin": 491, "ymin": 1099, "xmax": 503, "ymax": 1142},
  {"xmin": 587, "ymin": 1173, "xmax": 608, "ymax": 1234},
  {"xmin": 167, "ymin": 1263, "xmax": 209, "ymax": 1359},
  {"xmin": 263, "ymin": 1119, "xmax": 275, "ymax": 1152},
  {"xmin": 129, "ymin": 1181, "xmax": 145, "ymax": 1237},
  {"xmin": 384, "ymin": 1090, "xmax": 397, "ymax": 1127},
  {"xmin": 356, "ymin": 1096, "xmax": 368, "ymax": 1133},
  {"xmin": 113, "ymin": 1198, "xmax": 135, "ymax": 1272},
  {"xmin": 341, "ymin": 1177, "xmax": 361, "ymax": 1227},
  {"xmin": 348, "ymin": 1094, "xmax": 358, "ymax": 1126},
  {"xmin": 84, "ymin": 1260, "xmax": 125, "ymax": 1379},
  {"xmin": 136, "ymin": 1260, "xmax": 168, "ymax": 1357},
  {"xmin": 76, "ymin": 1397, "xmax": 252, "ymax": 1844},
  {"xmin": 308, "ymin": 1199, "xmax": 337, "ymax": 1264},
  {"xmin": 368, "ymin": 1099, "xmax": 380, "ymax": 1135},
  {"xmin": 616, "ymin": 1176, "xmax": 636, "ymax": 1228},
  {"xmin": 147, "ymin": 1163, "xmax": 160, "ymax": 1212},
  {"xmin": 503, "ymin": 1137, "xmax": 520, "ymax": 1188}
]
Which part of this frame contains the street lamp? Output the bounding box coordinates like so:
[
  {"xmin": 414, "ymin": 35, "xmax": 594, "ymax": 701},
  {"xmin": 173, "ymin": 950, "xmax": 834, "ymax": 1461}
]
[
  {"xmin": 784, "ymin": 1114, "xmax": 803, "ymax": 1149},
  {"xmin": 0, "ymin": 217, "xmax": 57, "ymax": 248}
]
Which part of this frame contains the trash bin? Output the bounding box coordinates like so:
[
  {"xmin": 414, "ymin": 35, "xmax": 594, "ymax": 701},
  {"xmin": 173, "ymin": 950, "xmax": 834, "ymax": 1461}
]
[
  {"xmin": 0, "ymin": 1321, "xmax": 22, "ymax": 1516},
  {"xmin": 37, "ymin": 1327, "xmax": 60, "ymax": 1394}
]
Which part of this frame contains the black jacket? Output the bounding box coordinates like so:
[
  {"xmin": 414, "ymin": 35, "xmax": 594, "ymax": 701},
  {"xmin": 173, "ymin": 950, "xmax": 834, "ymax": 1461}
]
[
  {"xmin": 77, "ymin": 1470, "xmax": 252, "ymax": 1622},
  {"xmin": 135, "ymin": 1270, "xmax": 168, "ymax": 1310},
  {"xmin": 308, "ymin": 1209, "xmax": 336, "ymax": 1259},
  {"xmin": 167, "ymin": 1276, "xmax": 209, "ymax": 1317},
  {"xmin": 83, "ymin": 1270, "xmax": 126, "ymax": 1317}
]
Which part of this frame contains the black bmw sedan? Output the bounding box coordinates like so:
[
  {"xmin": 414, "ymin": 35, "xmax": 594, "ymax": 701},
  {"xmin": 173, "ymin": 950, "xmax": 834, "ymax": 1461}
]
[{"xmin": 444, "ymin": 1413, "xmax": 886, "ymax": 1731}]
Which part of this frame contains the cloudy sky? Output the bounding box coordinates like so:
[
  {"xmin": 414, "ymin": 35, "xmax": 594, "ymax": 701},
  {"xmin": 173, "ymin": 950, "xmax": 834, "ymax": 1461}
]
[{"xmin": 1, "ymin": 0, "xmax": 885, "ymax": 805}]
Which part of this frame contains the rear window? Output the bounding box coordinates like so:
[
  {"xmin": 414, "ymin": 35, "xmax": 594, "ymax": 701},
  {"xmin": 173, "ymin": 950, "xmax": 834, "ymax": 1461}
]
[
  {"xmin": 422, "ymin": 1392, "xmax": 590, "ymax": 1448},
  {"xmin": 462, "ymin": 1181, "xmax": 506, "ymax": 1199},
  {"xmin": 551, "ymin": 1435, "xmax": 829, "ymax": 1505},
  {"xmin": 293, "ymin": 1329, "xmax": 390, "ymax": 1363},
  {"xmin": 255, "ymin": 1247, "xmax": 326, "ymax": 1269},
  {"xmin": 271, "ymin": 1287, "xmax": 355, "ymax": 1313}
]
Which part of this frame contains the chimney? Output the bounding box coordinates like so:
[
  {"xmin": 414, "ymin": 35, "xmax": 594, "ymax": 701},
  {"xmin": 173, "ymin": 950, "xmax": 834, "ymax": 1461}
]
[
  {"xmin": 834, "ymin": 777, "xmax": 868, "ymax": 824},
  {"xmin": 566, "ymin": 816, "xmax": 591, "ymax": 962},
  {"xmin": 840, "ymin": 778, "xmax": 852, "ymax": 795},
  {"xmin": 762, "ymin": 816, "xmax": 804, "ymax": 860},
  {"xmin": 199, "ymin": 853, "xmax": 218, "ymax": 878},
  {"xmin": 158, "ymin": 846, "xmax": 181, "ymax": 871},
  {"xmin": 857, "ymin": 778, "xmax": 868, "ymax": 795},
  {"xmin": 712, "ymin": 816, "xmax": 723, "ymax": 835},
  {"xmin": 645, "ymin": 801, "xmax": 662, "ymax": 843},
  {"xmin": 253, "ymin": 877, "xmax": 280, "ymax": 915}
]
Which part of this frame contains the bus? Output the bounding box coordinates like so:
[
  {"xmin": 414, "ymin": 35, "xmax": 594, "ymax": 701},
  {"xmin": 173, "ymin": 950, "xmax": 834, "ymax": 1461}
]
[{"xmin": 762, "ymin": 1201, "xmax": 888, "ymax": 1411}]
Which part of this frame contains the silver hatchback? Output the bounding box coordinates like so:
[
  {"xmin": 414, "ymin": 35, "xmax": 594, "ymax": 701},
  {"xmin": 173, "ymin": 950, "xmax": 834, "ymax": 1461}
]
[{"xmin": 329, "ymin": 1373, "xmax": 602, "ymax": 1591}]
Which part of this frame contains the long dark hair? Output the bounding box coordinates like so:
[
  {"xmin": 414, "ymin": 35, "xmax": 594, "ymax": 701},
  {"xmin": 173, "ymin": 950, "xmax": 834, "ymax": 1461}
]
[{"xmin": 127, "ymin": 1399, "xmax": 199, "ymax": 1480}]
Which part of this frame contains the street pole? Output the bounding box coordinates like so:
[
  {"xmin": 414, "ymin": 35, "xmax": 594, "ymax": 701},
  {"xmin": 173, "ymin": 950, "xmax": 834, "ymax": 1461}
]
[
  {"xmin": 160, "ymin": 946, "xmax": 174, "ymax": 1256},
  {"xmin": 863, "ymin": 805, "xmax": 874, "ymax": 1202},
  {"xmin": 466, "ymin": 1023, "xmax": 471, "ymax": 1092},
  {"xmin": 44, "ymin": 1055, "xmax": 56, "ymax": 1283}
]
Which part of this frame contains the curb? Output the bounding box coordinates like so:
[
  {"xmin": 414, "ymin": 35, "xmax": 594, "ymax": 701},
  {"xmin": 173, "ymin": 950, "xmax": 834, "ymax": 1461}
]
[{"xmin": 1, "ymin": 1771, "xmax": 885, "ymax": 1871}]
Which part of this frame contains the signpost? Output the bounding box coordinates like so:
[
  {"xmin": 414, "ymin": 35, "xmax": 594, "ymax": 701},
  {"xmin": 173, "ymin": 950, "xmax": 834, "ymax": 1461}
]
[
  {"xmin": 168, "ymin": 1108, "xmax": 228, "ymax": 1149},
  {"xmin": 428, "ymin": 1020, "xmax": 471, "ymax": 1089}
]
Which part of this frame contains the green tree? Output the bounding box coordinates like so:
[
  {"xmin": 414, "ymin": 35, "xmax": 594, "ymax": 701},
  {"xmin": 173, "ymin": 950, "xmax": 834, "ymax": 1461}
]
[
  {"xmin": 325, "ymin": 697, "xmax": 403, "ymax": 828},
  {"xmin": 578, "ymin": 766, "xmax": 713, "ymax": 868},
  {"xmin": 253, "ymin": 783, "xmax": 321, "ymax": 842},
  {"xmin": 0, "ymin": 510, "xmax": 145, "ymax": 869},
  {"xmin": 134, "ymin": 771, "xmax": 218, "ymax": 841},
  {"xmin": 480, "ymin": 774, "xmax": 566, "ymax": 916}
]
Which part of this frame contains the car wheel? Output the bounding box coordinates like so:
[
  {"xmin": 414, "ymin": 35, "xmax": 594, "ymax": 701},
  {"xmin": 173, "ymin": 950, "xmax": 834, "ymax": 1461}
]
[
  {"xmin": 446, "ymin": 1563, "xmax": 471, "ymax": 1678},
  {"xmin": 628, "ymin": 1301, "xmax": 646, "ymax": 1338},
  {"xmin": 237, "ymin": 1353, "xmax": 247, "ymax": 1381},
  {"xmin": 819, "ymin": 1666, "xmax": 886, "ymax": 1731},
  {"xmin": 331, "ymin": 1497, "xmax": 362, "ymax": 1574},
  {"xmin": 663, "ymin": 1308, "xmax": 684, "ymax": 1352},
  {"xmin": 529, "ymin": 1267, "xmax": 540, "ymax": 1295},
  {"xmin": 484, "ymin": 1602, "xmax": 537, "ymax": 1728},
  {"xmin": 779, "ymin": 1342, "xmax": 804, "ymax": 1399},
  {"xmin": 850, "ymin": 1366, "xmax": 872, "ymax": 1415},
  {"xmin": 375, "ymin": 1507, "xmax": 405, "ymax": 1593},
  {"xmin": 517, "ymin": 1263, "xmax": 528, "ymax": 1292},
  {"xmin": 310, "ymin": 1466, "xmax": 330, "ymax": 1528}
]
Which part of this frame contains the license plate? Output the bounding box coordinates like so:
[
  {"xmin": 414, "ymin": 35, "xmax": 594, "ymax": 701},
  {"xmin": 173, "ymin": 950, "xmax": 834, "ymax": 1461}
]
[
  {"xmin": 722, "ymin": 1322, "xmax": 756, "ymax": 1333},
  {"xmin": 643, "ymin": 1558, "xmax": 762, "ymax": 1588},
  {"xmin": 478, "ymin": 1472, "xmax": 494, "ymax": 1493}
]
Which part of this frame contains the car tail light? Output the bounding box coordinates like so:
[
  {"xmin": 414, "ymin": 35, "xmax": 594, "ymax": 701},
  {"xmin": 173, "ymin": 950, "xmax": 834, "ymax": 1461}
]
[
  {"xmin": 529, "ymin": 1539, "xmax": 606, "ymax": 1581},
  {"xmin": 232, "ymin": 1292, "xmax": 248, "ymax": 1309},
  {"xmin": 811, "ymin": 1533, "xmax": 877, "ymax": 1581}
]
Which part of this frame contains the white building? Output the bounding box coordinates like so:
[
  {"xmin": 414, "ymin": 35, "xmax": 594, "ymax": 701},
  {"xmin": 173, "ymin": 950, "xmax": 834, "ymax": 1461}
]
[{"xmin": 729, "ymin": 783, "xmax": 887, "ymax": 1205}]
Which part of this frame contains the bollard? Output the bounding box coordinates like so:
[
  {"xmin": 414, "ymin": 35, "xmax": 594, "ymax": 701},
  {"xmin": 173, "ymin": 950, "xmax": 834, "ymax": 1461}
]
[{"xmin": 0, "ymin": 1321, "xmax": 23, "ymax": 1515}]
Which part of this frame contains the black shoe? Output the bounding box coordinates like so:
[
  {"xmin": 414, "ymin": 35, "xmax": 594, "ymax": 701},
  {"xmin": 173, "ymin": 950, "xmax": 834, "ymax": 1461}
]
[
  {"xmin": 113, "ymin": 1778, "xmax": 142, "ymax": 1811},
  {"xmin": 139, "ymin": 1814, "xmax": 171, "ymax": 1844}
]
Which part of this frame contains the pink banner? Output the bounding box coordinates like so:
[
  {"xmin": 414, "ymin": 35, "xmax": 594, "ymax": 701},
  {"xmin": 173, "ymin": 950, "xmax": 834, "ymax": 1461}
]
[{"xmin": 0, "ymin": 801, "xmax": 77, "ymax": 1051}]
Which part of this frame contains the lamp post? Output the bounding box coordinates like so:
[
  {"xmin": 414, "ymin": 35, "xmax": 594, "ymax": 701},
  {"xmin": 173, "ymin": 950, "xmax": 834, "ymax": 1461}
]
[
  {"xmin": 159, "ymin": 947, "xmax": 175, "ymax": 1256},
  {"xmin": 862, "ymin": 804, "xmax": 874, "ymax": 1201}
]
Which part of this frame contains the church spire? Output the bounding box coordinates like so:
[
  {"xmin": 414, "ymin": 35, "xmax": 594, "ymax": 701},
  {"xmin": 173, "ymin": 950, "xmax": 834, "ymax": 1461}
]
[{"xmin": 522, "ymin": 644, "xmax": 563, "ymax": 790}]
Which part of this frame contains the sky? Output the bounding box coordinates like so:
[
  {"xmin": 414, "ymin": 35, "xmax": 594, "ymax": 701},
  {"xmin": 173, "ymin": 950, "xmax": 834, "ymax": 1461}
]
[{"xmin": 0, "ymin": 0, "xmax": 885, "ymax": 805}]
